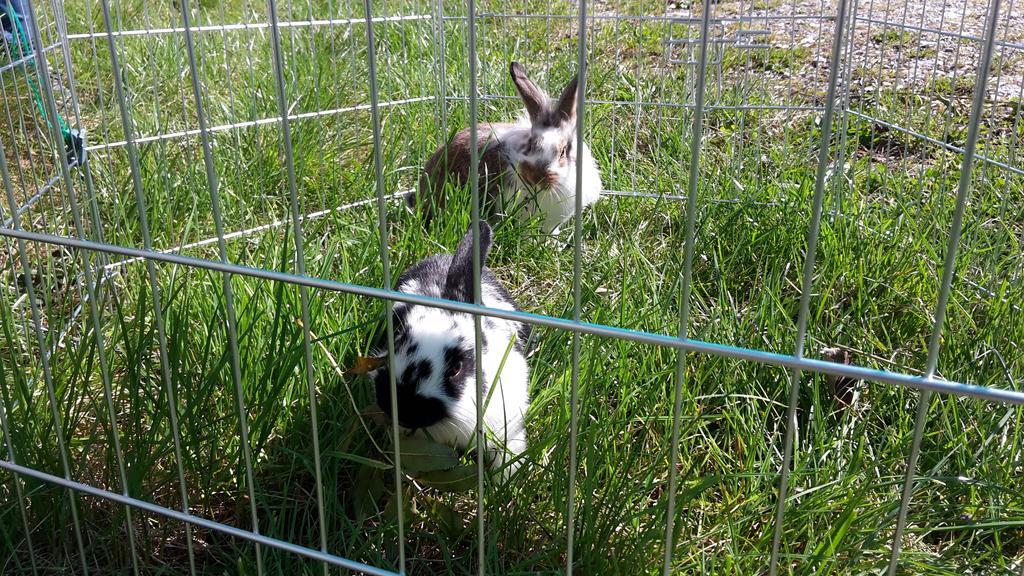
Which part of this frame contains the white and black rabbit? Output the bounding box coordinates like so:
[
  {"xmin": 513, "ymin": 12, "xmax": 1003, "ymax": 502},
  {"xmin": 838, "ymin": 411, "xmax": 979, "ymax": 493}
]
[
  {"xmin": 413, "ymin": 62, "xmax": 602, "ymax": 234},
  {"xmin": 372, "ymin": 222, "xmax": 531, "ymax": 474}
]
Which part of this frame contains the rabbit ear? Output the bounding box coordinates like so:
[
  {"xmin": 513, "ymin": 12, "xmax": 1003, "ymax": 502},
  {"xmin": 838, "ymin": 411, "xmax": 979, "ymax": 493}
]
[
  {"xmin": 444, "ymin": 221, "xmax": 493, "ymax": 303},
  {"xmin": 554, "ymin": 74, "xmax": 579, "ymax": 125},
  {"xmin": 510, "ymin": 62, "xmax": 547, "ymax": 123}
]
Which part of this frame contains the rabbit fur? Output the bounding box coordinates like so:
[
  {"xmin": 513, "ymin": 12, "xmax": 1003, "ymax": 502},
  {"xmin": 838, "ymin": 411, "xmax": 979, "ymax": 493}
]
[
  {"xmin": 413, "ymin": 62, "xmax": 602, "ymax": 234},
  {"xmin": 372, "ymin": 222, "xmax": 531, "ymax": 475}
]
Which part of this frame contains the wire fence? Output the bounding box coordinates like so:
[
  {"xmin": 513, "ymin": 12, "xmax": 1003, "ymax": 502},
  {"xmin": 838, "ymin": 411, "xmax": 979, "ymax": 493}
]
[{"xmin": 0, "ymin": 0, "xmax": 1022, "ymax": 573}]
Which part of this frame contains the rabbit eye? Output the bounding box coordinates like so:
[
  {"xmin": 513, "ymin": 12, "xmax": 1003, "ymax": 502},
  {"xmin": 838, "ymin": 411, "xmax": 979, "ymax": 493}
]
[{"xmin": 448, "ymin": 358, "xmax": 466, "ymax": 379}]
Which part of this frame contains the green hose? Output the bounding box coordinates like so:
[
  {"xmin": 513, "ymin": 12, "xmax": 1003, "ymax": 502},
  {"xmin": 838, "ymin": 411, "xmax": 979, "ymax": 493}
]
[{"xmin": 6, "ymin": 0, "xmax": 85, "ymax": 167}]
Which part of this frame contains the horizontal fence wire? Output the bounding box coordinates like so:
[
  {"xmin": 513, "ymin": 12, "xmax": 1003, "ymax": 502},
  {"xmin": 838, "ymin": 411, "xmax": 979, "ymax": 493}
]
[
  {"xmin": 450, "ymin": 13, "xmax": 834, "ymax": 23},
  {"xmin": 57, "ymin": 12, "xmax": 836, "ymax": 41},
  {"xmin": 0, "ymin": 461, "xmax": 400, "ymax": 576},
  {"xmin": 84, "ymin": 97, "xmax": 433, "ymax": 152},
  {"xmin": 847, "ymin": 110, "xmax": 1024, "ymax": 177},
  {"xmin": 0, "ymin": 41, "xmax": 63, "ymax": 74},
  {"xmin": 81, "ymin": 96, "xmax": 818, "ymax": 153},
  {"xmin": 64, "ymin": 14, "xmax": 434, "ymax": 39},
  {"xmin": 446, "ymin": 94, "xmax": 826, "ymax": 111},
  {"xmin": 0, "ymin": 174, "xmax": 62, "ymax": 228},
  {"xmin": 101, "ymin": 192, "xmax": 409, "ymax": 270},
  {"xmin": 2, "ymin": 227, "xmax": 1021, "ymax": 406},
  {"xmin": 854, "ymin": 15, "xmax": 1024, "ymax": 51},
  {"xmin": 15, "ymin": 188, "xmax": 794, "ymax": 367}
]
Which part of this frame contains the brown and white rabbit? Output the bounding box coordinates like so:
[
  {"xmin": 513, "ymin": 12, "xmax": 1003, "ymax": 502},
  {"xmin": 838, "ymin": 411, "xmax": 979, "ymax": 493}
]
[
  {"xmin": 413, "ymin": 62, "xmax": 602, "ymax": 234},
  {"xmin": 372, "ymin": 222, "xmax": 531, "ymax": 475}
]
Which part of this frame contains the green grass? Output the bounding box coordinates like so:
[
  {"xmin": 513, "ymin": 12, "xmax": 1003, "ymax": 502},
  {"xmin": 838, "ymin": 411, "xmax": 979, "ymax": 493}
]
[
  {"xmin": 1, "ymin": 0, "xmax": 1023, "ymax": 574},
  {"xmin": 870, "ymin": 29, "xmax": 916, "ymax": 48}
]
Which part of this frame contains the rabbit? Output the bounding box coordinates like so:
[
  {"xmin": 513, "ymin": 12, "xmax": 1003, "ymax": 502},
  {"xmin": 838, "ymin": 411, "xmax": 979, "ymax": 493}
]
[
  {"xmin": 411, "ymin": 61, "xmax": 603, "ymax": 234},
  {"xmin": 371, "ymin": 221, "xmax": 531, "ymax": 476}
]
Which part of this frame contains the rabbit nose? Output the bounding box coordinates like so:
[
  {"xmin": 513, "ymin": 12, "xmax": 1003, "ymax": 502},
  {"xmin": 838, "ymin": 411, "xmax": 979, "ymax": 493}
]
[
  {"xmin": 518, "ymin": 162, "xmax": 547, "ymax": 186},
  {"xmin": 375, "ymin": 385, "xmax": 392, "ymax": 416},
  {"xmin": 374, "ymin": 372, "xmax": 397, "ymax": 416},
  {"xmin": 394, "ymin": 395, "xmax": 450, "ymax": 429}
]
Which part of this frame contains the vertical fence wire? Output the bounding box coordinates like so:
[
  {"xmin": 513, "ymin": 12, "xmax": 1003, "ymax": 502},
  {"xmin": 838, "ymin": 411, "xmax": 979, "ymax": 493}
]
[
  {"xmin": 831, "ymin": 0, "xmax": 861, "ymax": 217},
  {"xmin": 466, "ymin": 0, "xmax": 486, "ymax": 569},
  {"xmin": 361, "ymin": 1, "xmax": 407, "ymax": 572},
  {"xmin": 67, "ymin": 228, "xmax": 142, "ymax": 576},
  {"xmin": 35, "ymin": 0, "xmax": 70, "ymax": 326},
  {"xmin": 661, "ymin": 0, "xmax": 712, "ymax": 571},
  {"xmin": 261, "ymin": 0, "xmax": 331, "ymax": 570},
  {"xmin": 901, "ymin": 0, "xmax": 953, "ymax": 238},
  {"xmin": 38, "ymin": 16, "xmax": 79, "ymax": 356},
  {"xmin": 629, "ymin": 18, "xmax": 641, "ymax": 196},
  {"xmin": 887, "ymin": 0, "xmax": 1003, "ymax": 571},
  {"xmin": 1, "ymin": 13, "xmax": 53, "ymax": 236},
  {"xmin": 1, "ymin": 113, "xmax": 89, "ymax": 576},
  {"xmin": 179, "ymin": 1, "xmax": 293, "ymax": 574},
  {"xmin": 898, "ymin": 0, "xmax": 932, "ymax": 163},
  {"xmin": 766, "ymin": 0, "xmax": 851, "ymax": 571},
  {"xmin": 1, "ymin": 246, "xmax": 31, "ymax": 353},
  {"xmin": 26, "ymin": 28, "xmax": 145, "ymax": 576},
  {"xmin": 46, "ymin": 0, "xmax": 106, "ymax": 253},
  {"xmin": 81, "ymin": 0, "xmax": 117, "ymax": 252},
  {"xmin": 0, "ymin": 52, "xmax": 32, "ymax": 229},
  {"xmin": 263, "ymin": 0, "xmax": 344, "ymax": 572},
  {"xmin": 13, "ymin": 1, "xmax": 124, "ymax": 572},
  {"xmin": 20, "ymin": 1, "xmax": 143, "ymax": 573},
  {"xmin": 0, "ymin": 149, "xmax": 40, "ymax": 576},
  {"xmin": 93, "ymin": 0, "xmax": 200, "ymax": 571},
  {"xmin": 216, "ymin": 0, "xmax": 238, "ymax": 154},
  {"xmin": 57, "ymin": 185, "xmax": 142, "ymax": 576},
  {"xmin": 938, "ymin": 0, "xmax": 975, "ymax": 148},
  {"xmin": 565, "ymin": 0, "xmax": 588, "ymax": 569},
  {"xmin": 0, "ymin": 401, "xmax": 36, "ymax": 576},
  {"xmin": 45, "ymin": 0, "xmax": 112, "ymax": 255},
  {"xmin": 859, "ymin": 0, "xmax": 885, "ymax": 193},
  {"xmin": 47, "ymin": 0, "xmax": 80, "ymax": 123},
  {"xmin": 988, "ymin": 0, "xmax": 1021, "ymax": 294},
  {"xmin": 304, "ymin": 0, "xmax": 322, "ymax": 126},
  {"xmin": 0, "ymin": 25, "xmax": 43, "ymax": 332},
  {"xmin": 433, "ymin": 0, "xmax": 447, "ymax": 140},
  {"xmin": 607, "ymin": 17, "xmax": 618, "ymax": 188}
]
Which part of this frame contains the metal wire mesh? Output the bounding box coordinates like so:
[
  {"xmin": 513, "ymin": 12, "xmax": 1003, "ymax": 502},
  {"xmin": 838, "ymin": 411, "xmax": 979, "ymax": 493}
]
[{"xmin": 0, "ymin": 0, "xmax": 1022, "ymax": 573}]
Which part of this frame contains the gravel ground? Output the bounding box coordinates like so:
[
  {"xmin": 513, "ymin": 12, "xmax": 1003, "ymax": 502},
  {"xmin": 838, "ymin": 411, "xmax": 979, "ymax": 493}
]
[{"xmin": 654, "ymin": 0, "xmax": 1024, "ymax": 103}]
